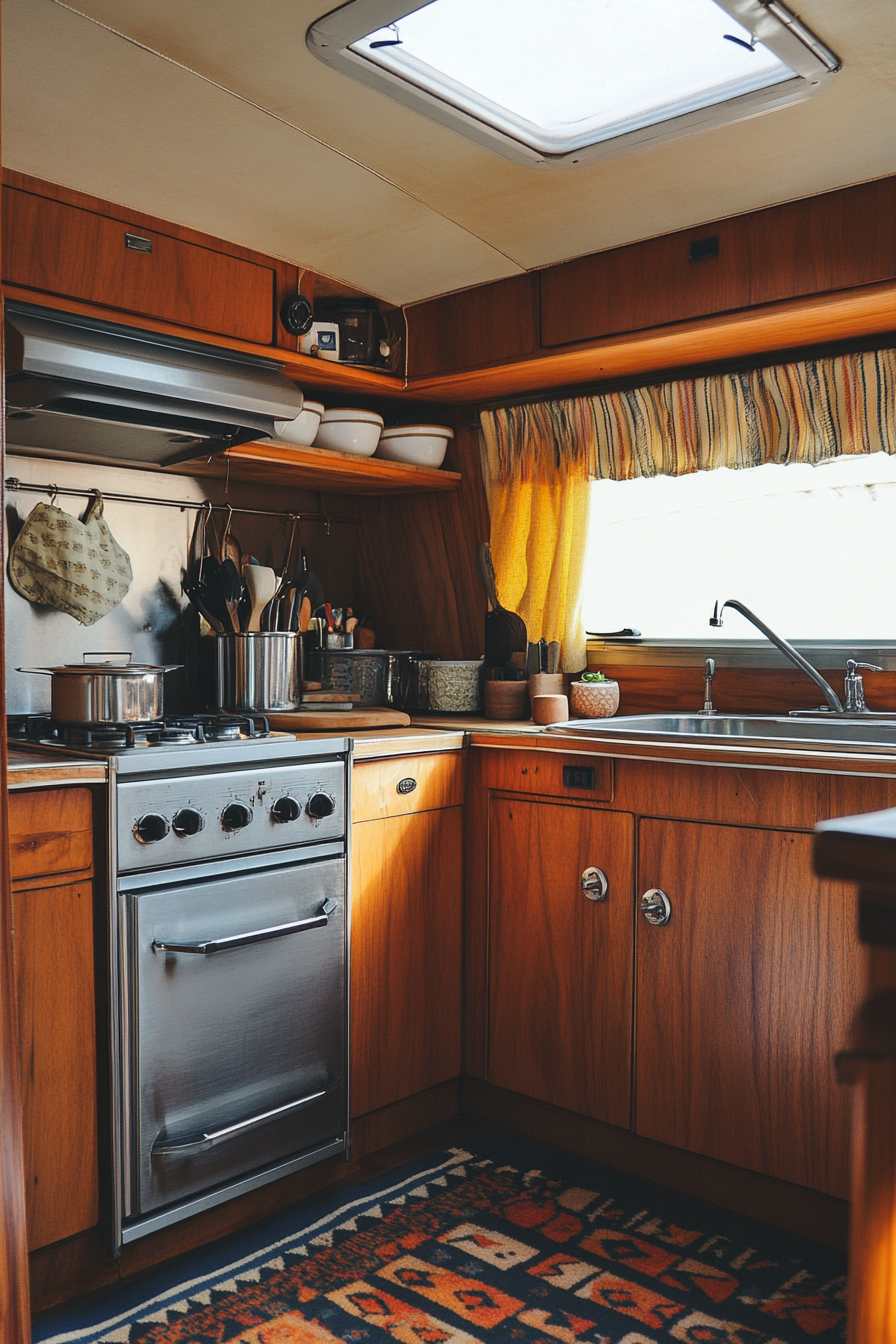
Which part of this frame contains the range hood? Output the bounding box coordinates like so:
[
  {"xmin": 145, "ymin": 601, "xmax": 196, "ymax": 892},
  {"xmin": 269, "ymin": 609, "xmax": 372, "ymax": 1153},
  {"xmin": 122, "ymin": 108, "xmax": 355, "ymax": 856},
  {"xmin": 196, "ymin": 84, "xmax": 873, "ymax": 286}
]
[{"xmin": 4, "ymin": 302, "xmax": 304, "ymax": 467}]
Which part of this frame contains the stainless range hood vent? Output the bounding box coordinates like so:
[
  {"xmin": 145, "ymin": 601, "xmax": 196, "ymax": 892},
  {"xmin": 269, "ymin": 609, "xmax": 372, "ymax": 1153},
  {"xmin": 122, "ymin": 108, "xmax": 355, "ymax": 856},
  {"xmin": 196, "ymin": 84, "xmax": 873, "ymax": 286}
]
[{"xmin": 4, "ymin": 303, "xmax": 304, "ymax": 467}]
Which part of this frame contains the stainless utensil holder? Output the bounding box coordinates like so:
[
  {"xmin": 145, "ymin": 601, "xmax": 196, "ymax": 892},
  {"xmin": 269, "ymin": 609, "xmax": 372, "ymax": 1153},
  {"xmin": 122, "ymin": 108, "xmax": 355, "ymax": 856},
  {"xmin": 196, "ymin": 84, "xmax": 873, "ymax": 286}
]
[{"xmin": 216, "ymin": 633, "xmax": 302, "ymax": 712}]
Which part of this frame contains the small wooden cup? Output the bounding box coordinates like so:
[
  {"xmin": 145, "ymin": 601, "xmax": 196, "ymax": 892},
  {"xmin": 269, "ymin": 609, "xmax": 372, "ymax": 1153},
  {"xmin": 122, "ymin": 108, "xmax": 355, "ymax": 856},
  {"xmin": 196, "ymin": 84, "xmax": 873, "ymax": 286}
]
[
  {"xmin": 528, "ymin": 672, "xmax": 565, "ymax": 701},
  {"xmin": 485, "ymin": 680, "xmax": 530, "ymax": 721},
  {"xmin": 531, "ymin": 693, "xmax": 569, "ymax": 725}
]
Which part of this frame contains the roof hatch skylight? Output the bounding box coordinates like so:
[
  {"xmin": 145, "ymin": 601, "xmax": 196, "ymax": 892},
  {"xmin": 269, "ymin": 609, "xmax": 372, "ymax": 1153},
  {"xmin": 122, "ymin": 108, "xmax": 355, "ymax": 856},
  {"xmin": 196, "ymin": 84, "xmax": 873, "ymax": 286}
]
[{"xmin": 308, "ymin": 0, "xmax": 839, "ymax": 168}]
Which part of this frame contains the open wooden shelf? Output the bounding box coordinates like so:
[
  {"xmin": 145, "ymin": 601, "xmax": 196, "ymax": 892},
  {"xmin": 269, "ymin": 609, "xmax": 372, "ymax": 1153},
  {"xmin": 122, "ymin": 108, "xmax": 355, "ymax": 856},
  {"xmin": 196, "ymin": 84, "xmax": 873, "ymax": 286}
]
[{"xmin": 166, "ymin": 440, "xmax": 462, "ymax": 495}]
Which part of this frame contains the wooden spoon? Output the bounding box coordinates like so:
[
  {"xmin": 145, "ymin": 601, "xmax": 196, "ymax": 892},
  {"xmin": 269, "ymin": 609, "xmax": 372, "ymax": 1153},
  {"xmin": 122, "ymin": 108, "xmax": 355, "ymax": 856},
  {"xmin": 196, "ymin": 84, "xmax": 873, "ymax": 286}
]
[{"xmin": 244, "ymin": 565, "xmax": 277, "ymax": 633}]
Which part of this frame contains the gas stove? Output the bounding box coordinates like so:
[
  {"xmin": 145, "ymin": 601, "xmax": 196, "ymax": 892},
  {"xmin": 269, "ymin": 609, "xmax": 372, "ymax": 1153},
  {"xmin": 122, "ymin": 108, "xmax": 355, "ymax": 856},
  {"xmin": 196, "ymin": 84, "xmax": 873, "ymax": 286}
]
[{"xmin": 8, "ymin": 712, "xmax": 343, "ymax": 776}]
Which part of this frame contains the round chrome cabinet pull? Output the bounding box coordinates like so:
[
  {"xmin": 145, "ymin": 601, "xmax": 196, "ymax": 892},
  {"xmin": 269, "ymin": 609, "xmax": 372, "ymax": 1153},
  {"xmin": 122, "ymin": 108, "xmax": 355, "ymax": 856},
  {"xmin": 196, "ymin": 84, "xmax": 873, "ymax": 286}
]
[
  {"xmin": 641, "ymin": 888, "xmax": 672, "ymax": 925},
  {"xmin": 581, "ymin": 867, "xmax": 609, "ymax": 901}
]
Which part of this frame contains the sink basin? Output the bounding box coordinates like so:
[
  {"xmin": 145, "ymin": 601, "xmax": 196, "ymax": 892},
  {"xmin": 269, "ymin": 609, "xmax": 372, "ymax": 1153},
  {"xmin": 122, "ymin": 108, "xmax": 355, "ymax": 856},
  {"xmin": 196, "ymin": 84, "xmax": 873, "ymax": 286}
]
[{"xmin": 546, "ymin": 713, "xmax": 896, "ymax": 753}]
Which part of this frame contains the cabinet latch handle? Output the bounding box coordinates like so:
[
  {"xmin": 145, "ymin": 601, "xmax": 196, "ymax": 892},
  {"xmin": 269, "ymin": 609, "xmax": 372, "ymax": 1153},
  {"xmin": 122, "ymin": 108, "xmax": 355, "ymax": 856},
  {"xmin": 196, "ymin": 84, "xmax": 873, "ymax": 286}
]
[
  {"xmin": 581, "ymin": 867, "xmax": 609, "ymax": 901},
  {"xmin": 641, "ymin": 888, "xmax": 672, "ymax": 925}
]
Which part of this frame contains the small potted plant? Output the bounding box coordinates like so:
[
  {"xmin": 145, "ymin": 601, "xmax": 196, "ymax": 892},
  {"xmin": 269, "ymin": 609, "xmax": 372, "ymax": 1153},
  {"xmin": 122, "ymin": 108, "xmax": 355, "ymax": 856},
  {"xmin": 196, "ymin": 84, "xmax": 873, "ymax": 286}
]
[{"xmin": 570, "ymin": 670, "xmax": 620, "ymax": 718}]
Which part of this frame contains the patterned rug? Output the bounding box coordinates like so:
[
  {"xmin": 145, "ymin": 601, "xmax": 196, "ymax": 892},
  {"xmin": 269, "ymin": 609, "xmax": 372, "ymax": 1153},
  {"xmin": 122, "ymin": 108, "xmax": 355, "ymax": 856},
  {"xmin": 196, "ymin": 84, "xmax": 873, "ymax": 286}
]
[{"xmin": 33, "ymin": 1135, "xmax": 847, "ymax": 1344}]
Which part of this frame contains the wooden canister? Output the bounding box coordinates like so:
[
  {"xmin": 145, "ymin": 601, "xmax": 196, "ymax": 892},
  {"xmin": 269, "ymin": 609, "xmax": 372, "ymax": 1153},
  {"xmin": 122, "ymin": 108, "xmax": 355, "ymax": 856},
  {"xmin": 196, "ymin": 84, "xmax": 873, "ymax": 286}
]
[
  {"xmin": 528, "ymin": 672, "xmax": 565, "ymax": 701},
  {"xmin": 531, "ymin": 694, "xmax": 569, "ymax": 725},
  {"xmin": 485, "ymin": 680, "xmax": 530, "ymax": 720}
]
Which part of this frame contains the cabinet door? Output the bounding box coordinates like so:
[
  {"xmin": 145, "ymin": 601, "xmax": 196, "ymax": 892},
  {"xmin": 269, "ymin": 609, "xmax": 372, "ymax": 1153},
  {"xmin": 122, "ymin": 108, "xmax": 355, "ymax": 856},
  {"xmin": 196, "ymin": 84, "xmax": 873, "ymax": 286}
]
[
  {"xmin": 3, "ymin": 187, "xmax": 276, "ymax": 344},
  {"xmin": 636, "ymin": 818, "xmax": 861, "ymax": 1198},
  {"xmin": 488, "ymin": 799, "xmax": 634, "ymax": 1126},
  {"xmin": 12, "ymin": 878, "xmax": 98, "ymax": 1249},
  {"xmin": 351, "ymin": 806, "xmax": 462, "ymax": 1116}
]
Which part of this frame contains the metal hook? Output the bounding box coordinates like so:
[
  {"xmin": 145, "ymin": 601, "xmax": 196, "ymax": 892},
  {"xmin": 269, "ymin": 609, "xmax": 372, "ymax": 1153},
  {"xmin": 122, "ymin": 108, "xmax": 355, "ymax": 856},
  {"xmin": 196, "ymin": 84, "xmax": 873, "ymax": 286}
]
[
  {"xmin": 49, "ymin": 484, "xmax": 59, "ymax": 506},
  {"xmin": 222, "ymin": 504, "xmax": 234, "ymax": 547}
]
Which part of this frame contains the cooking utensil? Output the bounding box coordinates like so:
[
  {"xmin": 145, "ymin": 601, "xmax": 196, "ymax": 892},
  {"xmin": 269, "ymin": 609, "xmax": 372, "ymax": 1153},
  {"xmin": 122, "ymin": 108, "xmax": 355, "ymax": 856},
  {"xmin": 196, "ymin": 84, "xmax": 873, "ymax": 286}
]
[
  {"xmin": 245, "ymin": 565, "xmax": 277, "ymax": 633},
  {"xmin": 476, "ymin": 541, "xmax": 527, "ymax": 667},
  {"xmin": 299, "ymin": 595, "xmax": 312, "ymax": 632},
  {"xmin": 18, "ymin": 653, "xmax": 181, "ymax": 723},
  {"xmin": 548, "ymin": 641, "xmax": 561, "ymax": 674},
  {"xmin": 220, "ymin": 557, "xmax": 242, "ymax": 633}
]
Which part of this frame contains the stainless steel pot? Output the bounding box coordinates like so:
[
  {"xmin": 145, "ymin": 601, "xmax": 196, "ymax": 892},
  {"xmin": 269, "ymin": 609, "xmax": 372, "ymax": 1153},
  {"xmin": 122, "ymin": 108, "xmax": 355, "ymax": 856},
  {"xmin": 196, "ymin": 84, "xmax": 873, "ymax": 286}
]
[
  {"xmin": 18, "ymin": 653, "xmax": 181, "ymax": 723},
  {"xmin": 216, "ymin": 632, "xmax": 302, "ymax": 712}
]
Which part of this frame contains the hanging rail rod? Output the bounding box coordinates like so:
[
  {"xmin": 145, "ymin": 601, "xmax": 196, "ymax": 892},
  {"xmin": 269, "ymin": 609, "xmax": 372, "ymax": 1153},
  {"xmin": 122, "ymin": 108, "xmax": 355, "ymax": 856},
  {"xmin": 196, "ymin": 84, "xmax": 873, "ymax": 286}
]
[{"xmin": 4, "ymin": 478, "xmax": 360, "ymax": 526}]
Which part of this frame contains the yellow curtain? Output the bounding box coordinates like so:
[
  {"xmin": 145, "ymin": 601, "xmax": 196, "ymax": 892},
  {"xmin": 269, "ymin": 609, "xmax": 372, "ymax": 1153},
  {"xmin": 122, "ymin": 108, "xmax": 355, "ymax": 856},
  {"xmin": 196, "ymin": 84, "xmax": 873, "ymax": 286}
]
[{"xmin": 480, "ymin": 346, "xmax": 896, "ymax": 672}]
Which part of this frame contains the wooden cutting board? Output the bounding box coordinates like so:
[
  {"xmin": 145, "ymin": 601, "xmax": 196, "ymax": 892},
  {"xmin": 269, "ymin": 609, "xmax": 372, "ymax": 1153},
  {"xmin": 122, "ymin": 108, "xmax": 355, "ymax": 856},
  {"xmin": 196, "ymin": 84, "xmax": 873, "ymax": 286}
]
[{"xmin": 267, "ymin": 708, "xmax": 411, "ymax": 731}]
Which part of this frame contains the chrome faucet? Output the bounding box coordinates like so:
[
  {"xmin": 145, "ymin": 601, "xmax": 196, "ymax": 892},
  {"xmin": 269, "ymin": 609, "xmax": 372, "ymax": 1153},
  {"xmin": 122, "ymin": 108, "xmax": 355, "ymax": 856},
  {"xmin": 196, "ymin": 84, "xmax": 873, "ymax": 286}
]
[
  {"xmin": 700, "ymin": 657, "xmax": 716, "ymax": 715},
  {"xmin": 844, "ymin": 658, "xmax": 883, "ymax": 712},
  {"xmin": 709, "ymin": 599, "xmax": 844, "ymax": 713}
]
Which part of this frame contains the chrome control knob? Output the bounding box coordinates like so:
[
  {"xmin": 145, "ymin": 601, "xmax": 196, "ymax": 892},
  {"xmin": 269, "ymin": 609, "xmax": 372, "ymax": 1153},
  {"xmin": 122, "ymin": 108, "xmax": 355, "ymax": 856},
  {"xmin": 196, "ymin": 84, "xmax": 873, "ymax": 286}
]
[
  {"xmin": 271, "ymin": 796, "xmax": 301, "ymax": 824},
  {"xmin": 172, "ymin": 807, "xmax": 204, "ymax": 837},
  {"xmin": 134, "ymin": 813, "xmax": 169, "ymax": 844},
  {"xmin": 581, "ymin": 867, "xmax": 609, "ymax": 901},
  {"xmin": 221, "ymin": 801, "xmax": 252, "ymax": 832},
  {"xmin": 307, "ymin": 792, "xmax": 336, "ymax": 820}
]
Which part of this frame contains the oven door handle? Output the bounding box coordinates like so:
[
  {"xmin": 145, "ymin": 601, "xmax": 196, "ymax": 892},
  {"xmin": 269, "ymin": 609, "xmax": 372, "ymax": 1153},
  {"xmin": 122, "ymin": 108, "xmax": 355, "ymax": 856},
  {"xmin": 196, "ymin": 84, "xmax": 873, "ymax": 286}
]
[
  {"xmin": 152, "ymin": 1080, "xmax": 340, "ymax": 1158},
  {"xmin": 152, "ymin": 909, "xmax": 332, "ymax": 956}
]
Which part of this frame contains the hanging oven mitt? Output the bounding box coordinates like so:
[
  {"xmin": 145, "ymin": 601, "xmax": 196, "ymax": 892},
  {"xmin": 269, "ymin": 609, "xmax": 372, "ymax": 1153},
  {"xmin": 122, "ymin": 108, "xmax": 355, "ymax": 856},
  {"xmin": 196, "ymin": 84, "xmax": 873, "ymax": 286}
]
[{"xmin": 8, "ymin": 490, "xmax": 133, "ymax": 626}]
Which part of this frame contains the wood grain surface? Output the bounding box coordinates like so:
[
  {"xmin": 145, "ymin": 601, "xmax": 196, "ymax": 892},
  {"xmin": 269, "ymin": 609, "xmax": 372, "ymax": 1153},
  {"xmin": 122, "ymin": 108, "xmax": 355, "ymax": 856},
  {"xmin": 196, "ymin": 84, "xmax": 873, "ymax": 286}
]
[
  {"xmin": 352, "ymin": 751, "xmax": 464, "ymax": 823},
  {"xmin": 479, "ymin": 746, "xmax": 613, "ymax": 803},
  {"xmin": 8, "ymin": 787, "xmax": 94, "ymax": 882},
  {"xmin": 3, "ymin": 186, "xmax": 276, "ymax": 345},
  {"xmin": 614, "ymin": 757, "xmax": 826, "ymax": 831},
  {"xmin": 266, "ymin": 708, "xmax": 410, "ymax": 732},
  {"xmin": 597, "ymin": 664, "xmax": 896, "ymax": 717},
  {"xmin": 488, "ymin": 797, "xmax": 634, "ymax": 1126},
  {"xmin": 541, "ymin": 177, "xmax": 896, "ymax": 348},
  {"xmin": 351, "ymin": 808, "xmax": 463, "ymax": 1116},
  {"xmin": 175, "ymin": 441, "xmax": 462, "ymax": 496},
  {"xmin": 355, "ymin": 418, "xmax": 490, "ymax": 659},
  {"xmin": 406, "ymin": 274, "xmax": 539, "ymax": 378},
  {"xmin": 11, "ymin": 878, "xmax": 98, "ymax": 1249},
  {"xmin": 635, "ymin": 818, "xmax": 860, "ymax": 1197},
  {"xmin": 845, "ymin": 1060, "xmax": 896, "ymax": 1343}
]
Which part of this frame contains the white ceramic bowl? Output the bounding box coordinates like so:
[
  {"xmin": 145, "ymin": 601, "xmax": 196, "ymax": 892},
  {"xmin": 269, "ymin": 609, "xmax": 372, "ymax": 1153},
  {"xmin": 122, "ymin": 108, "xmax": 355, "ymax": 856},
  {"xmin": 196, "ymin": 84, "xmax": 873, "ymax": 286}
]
[
  {"xmin": 274, "ymin": 400, "xmax": 324, "ymax": 447},
  {"xmin": 376, "ymin": 424, "xmax": 454, "ymax": 467},
  {"xmin": 313, "ymin": 407, "xmax": 383, "ymax": 457}
]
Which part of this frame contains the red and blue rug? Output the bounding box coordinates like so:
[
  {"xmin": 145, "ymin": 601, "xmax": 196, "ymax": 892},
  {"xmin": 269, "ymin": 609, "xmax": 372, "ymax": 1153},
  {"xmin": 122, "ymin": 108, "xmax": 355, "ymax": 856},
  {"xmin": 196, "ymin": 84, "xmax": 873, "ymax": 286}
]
[{"xmin": 33, "ymin": 1135, "xmax": 847, "ymax": 1344}]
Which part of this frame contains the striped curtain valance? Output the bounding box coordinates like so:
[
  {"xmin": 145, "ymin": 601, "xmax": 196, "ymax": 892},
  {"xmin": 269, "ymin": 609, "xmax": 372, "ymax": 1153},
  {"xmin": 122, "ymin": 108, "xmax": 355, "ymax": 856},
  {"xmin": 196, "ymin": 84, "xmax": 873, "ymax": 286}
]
[{"xmin": 479, "ymin": 347, "xmax": 896, "ymax": 484}]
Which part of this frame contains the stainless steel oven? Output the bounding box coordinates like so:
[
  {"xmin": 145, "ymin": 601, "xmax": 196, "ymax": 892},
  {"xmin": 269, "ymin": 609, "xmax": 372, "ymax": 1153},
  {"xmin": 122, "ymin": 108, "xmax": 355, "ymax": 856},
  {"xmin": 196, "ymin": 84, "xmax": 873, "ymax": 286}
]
[{"xmin": 9, "ymin": 714, "xmax": 352, "ymax": 1253}]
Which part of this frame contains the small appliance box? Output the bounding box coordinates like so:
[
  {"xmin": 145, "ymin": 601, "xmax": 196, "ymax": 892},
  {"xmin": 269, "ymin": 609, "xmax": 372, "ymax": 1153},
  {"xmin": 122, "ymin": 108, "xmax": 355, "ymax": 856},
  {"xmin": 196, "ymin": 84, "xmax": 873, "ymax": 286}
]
[{"xmin": 299, "ymin": 322, "xmax": 340, "ymax": 362}]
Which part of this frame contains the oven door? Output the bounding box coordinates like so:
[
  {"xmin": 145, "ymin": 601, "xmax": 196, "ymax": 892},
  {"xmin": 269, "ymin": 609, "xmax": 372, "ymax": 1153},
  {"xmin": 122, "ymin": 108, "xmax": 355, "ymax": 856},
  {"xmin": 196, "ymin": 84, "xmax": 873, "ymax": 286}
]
[{"xmin": 119, "ymin": 845, "xmax": 346, "ymax": 1222}]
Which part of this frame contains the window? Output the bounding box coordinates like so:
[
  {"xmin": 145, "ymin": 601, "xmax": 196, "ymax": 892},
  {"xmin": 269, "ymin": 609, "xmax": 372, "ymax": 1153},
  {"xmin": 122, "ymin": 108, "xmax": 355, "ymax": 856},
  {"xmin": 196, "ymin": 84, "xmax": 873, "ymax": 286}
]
[
  {"xmin": 308, "ymin": 0, "xmax": 839, "ymax": 168},
  {"xmin": 582, "ymin": 454, "xmax": 896, "ymax": 639}
]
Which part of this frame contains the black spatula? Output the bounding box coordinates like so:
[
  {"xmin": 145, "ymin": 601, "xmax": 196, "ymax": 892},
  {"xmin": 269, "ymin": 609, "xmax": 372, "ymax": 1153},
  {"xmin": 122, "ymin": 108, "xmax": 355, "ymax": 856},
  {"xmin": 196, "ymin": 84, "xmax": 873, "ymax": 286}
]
[{"xmin": 477, "ymin": 542, "xmax": 527, "ymax": 667}]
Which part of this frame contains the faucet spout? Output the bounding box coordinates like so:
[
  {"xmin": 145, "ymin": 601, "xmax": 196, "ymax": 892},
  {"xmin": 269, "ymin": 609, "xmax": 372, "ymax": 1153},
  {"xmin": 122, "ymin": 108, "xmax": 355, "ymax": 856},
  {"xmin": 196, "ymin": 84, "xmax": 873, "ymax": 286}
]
[{"xmin": 709, "ymin": 598, "xmax": 843, "ymax": 713}]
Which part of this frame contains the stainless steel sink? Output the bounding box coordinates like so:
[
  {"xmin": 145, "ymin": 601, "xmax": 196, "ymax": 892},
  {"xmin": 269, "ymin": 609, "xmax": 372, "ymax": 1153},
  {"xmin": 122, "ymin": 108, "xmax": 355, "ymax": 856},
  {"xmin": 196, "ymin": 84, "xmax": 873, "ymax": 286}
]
[{"xmin": 546, "ymin": 713, "xmax": 896, "ymax": 753}]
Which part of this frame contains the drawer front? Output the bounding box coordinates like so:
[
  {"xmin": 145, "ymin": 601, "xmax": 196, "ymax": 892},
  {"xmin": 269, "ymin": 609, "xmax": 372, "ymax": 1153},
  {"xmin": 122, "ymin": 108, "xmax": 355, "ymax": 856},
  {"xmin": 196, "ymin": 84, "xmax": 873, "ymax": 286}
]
[
  {"xmin": 479, "ymin": 747, "xmax": 613, "ymax": 803},
  {"xmin": 352, "ymin": 752, "xmax": 464, "ymax": 822},
  {"xmin": 9, "ymin": 787, "xmax": 94, "ymax": 882},
  {"xmin": 4, "ymin": 189, "xmax": 276, "ymax": 345}
]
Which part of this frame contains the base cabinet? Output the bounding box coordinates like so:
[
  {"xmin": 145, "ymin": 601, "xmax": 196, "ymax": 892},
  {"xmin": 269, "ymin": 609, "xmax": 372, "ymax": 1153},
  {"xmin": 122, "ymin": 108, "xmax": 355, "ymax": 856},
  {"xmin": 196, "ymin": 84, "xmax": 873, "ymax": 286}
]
[
  {"xmin": 350, "ymin": 753, "xmax": 463, "ymax": 1117},
  {"xmin": 8, "ymin": 787, "xmax": 98, "ymax": 1251},
  {"xmin": 473, "ymin": 749, "xmax": 863, "ymax": 1199},
  {"xmin": 488, "ymin": 797, "xmax": 633, "ymax": 1126},
  {"xmin": 635, "ymin": 818, "xmax": 861, "ymax": 1199}
]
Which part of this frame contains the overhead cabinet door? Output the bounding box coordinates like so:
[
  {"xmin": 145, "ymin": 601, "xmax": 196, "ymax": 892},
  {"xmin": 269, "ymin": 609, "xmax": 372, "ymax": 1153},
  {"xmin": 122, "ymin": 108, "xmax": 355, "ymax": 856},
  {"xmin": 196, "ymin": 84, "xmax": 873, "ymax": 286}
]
[
  {"xmin": 488, "ymin": 798, "xmax": 634, "ymax": 1127},
  {"xmin": 3, "ymin": 188, "xmax": 277, "ymax": 344},
  {"xmin": 635, "ymin": 817, "xmax": 861, "ymax": 1198}
]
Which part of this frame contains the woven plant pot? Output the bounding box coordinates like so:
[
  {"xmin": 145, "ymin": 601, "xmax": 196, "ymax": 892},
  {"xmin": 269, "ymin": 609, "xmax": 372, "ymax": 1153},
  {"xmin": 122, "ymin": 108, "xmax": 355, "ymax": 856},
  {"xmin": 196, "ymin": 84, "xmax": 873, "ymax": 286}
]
[{"xmin": 570, "ymin": 679, "xmax": 620, "ymax": 718}]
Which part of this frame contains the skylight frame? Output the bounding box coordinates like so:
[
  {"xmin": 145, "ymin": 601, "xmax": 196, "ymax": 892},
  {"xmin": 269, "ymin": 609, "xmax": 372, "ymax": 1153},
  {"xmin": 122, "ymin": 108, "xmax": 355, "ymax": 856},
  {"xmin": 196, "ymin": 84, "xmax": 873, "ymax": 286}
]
[{"xmin": 307, "ymin": 0, "xmax": 840, "ymax": 169}]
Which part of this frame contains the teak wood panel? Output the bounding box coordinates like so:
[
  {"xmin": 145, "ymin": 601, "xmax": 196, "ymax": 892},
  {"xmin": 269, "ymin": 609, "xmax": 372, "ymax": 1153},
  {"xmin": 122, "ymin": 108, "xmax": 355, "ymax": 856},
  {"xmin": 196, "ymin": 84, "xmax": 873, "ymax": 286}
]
[
  {"xmin": 350, "ymin": 808, "xmax": 462, "ymax": 1116},
  {"xmin": 406, "ymin": 274, "xmax": 539, "ymax": 378},
  {"xmin": 488, "ymin": 798, "xmax": 634, "ymax": 1126},
  {"xmin": 479, "ymin": 746, "xmax": 613, "ymax": 803},
  {"xmin": 598, "ymin": 664, "xmax": 896, "ymax": 717},
  {"xmin": 541, "ymin": 176, "xmax": 896, "ymax": 348},
  {"xmin": 352, "ymin": 752, "xmax": 464, "ymax": 823},
  {"xmin": 3, "ymin": 187, "xmax": 276, "ymax": 345},
  {"xmin": 355, "ymin": 419, "xmax": 491, "ymax": 660},
  {"xmin": 11, "ymin": 877, "xmax": 98, "ymax": 1248},
  {"xmin": 635, "ymin": 818, "xmax": 860, "ymax": 1197},
  {"xmin": 615, "ymin": 758, "xmax": 824, "ymax": 831},
  {"xmin": 8, "ymin": 787, "xmax": 93, "ymax": 882}
]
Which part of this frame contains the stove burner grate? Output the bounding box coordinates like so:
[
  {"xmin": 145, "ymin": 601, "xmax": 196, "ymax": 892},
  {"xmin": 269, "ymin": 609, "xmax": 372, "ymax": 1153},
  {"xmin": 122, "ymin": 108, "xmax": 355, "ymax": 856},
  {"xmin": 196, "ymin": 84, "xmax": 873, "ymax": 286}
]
[{"xmin": 7, "ymin": 712, "xmax": 272, "ymax": 752}]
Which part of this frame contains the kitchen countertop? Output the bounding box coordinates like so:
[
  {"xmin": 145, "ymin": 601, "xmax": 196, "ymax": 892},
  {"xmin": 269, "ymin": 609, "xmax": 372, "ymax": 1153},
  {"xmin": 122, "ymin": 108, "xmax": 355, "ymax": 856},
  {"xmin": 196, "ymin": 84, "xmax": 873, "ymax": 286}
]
[{"xmin": 7, "ymin": 746, "xmax": 107, "ymax": 787}]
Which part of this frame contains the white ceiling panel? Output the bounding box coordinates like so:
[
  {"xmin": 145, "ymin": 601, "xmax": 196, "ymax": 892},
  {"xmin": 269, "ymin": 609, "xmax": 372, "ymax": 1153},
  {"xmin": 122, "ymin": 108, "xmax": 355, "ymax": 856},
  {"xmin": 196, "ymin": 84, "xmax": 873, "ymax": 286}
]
[
  {"xmin": 3, "ymin": 0, "xmax": 896, "ymax": 301},
  {"xmin": 2, "ymin": 0, "xmax": 522, "ymax": 304}
]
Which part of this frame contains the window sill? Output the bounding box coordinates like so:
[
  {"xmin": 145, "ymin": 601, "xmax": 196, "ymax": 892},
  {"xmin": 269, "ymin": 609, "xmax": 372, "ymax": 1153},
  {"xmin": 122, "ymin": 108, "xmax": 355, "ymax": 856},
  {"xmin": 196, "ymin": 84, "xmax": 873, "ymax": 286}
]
[{"xmin": 586, "ymin": 639, "xmax": 896, "ymax": 671}]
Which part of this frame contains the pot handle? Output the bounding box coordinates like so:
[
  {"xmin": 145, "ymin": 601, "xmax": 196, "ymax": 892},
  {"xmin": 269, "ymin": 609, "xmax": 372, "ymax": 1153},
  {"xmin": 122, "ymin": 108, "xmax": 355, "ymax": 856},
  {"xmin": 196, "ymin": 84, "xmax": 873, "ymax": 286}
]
[{"xmin": 16, "ymin": 668, "xmax": 54, "ymax": 676}]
